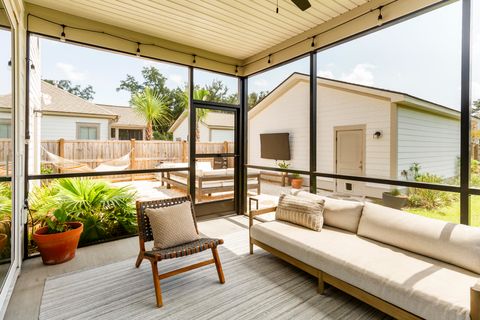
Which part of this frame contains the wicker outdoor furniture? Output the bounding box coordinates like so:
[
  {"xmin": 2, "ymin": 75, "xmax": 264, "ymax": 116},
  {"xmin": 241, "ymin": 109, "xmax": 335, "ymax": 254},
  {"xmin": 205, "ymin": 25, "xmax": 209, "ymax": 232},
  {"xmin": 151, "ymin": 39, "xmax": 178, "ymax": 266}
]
[{"xmin": 135, "ymin": 196, "xmax": 225, "ymax": 307}]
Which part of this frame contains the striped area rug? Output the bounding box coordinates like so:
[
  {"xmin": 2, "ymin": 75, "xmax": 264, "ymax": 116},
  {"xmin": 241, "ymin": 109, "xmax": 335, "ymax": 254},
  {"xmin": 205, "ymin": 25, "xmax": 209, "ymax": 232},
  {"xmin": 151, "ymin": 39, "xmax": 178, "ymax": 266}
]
[{"xmin": 40, "ymin": 231, "xmax": 390, "ymax": 320}]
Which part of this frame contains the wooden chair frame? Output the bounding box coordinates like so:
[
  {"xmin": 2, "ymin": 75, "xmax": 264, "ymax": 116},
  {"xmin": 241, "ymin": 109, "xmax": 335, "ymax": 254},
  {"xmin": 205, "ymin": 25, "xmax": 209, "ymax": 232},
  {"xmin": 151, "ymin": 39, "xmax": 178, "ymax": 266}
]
[{"xmin": 136, "ymin": 196, "xmax": 225, "ymax": 307}]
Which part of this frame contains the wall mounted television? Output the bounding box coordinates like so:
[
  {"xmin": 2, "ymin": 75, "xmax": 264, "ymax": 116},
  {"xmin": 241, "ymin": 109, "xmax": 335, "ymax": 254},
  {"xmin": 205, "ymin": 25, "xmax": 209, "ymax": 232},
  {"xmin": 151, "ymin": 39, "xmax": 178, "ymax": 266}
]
[{"xmin": 260, "ymin": 133, "xmax": 291, "ymax": 160}]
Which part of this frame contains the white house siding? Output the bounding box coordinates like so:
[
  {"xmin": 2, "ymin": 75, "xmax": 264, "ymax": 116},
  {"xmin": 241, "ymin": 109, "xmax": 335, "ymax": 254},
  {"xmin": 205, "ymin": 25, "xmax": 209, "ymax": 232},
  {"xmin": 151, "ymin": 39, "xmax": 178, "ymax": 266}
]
[
  {"xmin": 316, "ymin": 85, "xmax": 391, "ymax": 197},
  {"xmin": 248, "ymin": 81, "xmax": 310, "ymax": 170},
  {"xmin": 173, "ymin": 116, "xmax": 189, "ymax": 141},
  {"xmin": 211, "ymin": 129, "xmax": 234, "ymax": 142},
  {"xmin": 40, "ymin": 116, "xmax": 109, "ymax": 140},
  {"xmin": 397, "ymin": 106, "xmax": 460, "ymax": 179}
]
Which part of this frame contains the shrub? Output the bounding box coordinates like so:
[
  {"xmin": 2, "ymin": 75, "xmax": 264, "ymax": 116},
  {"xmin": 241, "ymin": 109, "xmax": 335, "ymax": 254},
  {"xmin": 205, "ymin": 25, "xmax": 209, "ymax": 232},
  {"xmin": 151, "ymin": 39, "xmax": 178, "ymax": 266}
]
[
  {"xmin": 29, "ymin": 178, "xmax": 137, "ymax": 245},
  {"xmin": 0, "ymin": 183, "xmax": 12, "ymax": 221},
  {"xmin": 408, "ymin": 173, "xmax": 457, "ymax": 210}
]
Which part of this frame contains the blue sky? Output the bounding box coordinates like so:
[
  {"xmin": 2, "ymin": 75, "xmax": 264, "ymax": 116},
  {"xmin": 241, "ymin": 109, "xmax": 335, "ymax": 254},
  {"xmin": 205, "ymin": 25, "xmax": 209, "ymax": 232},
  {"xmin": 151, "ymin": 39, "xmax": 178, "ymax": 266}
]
[{"xmin": 1, "ymin": 0, "xmax": 479, "ymax": 109}]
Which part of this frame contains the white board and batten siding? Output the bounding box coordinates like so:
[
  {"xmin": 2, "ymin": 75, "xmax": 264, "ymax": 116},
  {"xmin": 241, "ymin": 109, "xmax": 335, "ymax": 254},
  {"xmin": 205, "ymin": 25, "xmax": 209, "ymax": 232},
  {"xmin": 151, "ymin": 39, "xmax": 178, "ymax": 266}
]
[
  {"xmin": 40, "ymin": 116, "xmax": 110, "ymax": 140},
  {"xmin": 397, "ymin": 106, "xmax": 460, "ymax": 179},
  {"xmin": 248, "ymin": 80, "xmax": 310, "ymax": 171},
  {"xmin": 316, "ymin": 84, "xmax": 391, "ymax": 197}
]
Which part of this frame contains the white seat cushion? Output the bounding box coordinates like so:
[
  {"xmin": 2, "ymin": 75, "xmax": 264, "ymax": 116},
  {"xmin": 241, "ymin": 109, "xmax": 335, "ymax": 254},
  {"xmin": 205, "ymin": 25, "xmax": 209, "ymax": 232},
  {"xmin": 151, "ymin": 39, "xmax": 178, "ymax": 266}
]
[
  {"xmin": 358, "ymin": 202, "xmax": 480, "ymax": 274},
  {"xmin": 251, "ymin": 221, "xmax": 479, "ymax": 320}
]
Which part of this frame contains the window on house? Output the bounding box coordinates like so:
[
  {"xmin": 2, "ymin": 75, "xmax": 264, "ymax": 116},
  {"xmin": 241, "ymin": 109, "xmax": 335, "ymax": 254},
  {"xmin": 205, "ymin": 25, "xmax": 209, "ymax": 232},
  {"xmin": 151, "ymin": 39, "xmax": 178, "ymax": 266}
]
[
  {"xmin": 110, "ymin": 128, "xmax": 116, "ymax": 139},
  {"xmin": 118, "ymin": 129, "xmax": 142, "ymax": 140},
  {"xmin": 77, "ymin": 123, "xmax": 99, "ymax": 140},
  {"xmin": 0, "ymin": 122, "xmax": 11, "ymax": 139}
]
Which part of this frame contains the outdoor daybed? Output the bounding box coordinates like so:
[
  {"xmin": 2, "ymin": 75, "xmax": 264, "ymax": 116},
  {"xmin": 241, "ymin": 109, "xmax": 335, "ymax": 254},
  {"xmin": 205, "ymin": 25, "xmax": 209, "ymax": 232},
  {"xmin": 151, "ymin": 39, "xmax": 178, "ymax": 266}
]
[
  {"xmin": 157, "ymin": 162, "xmax": 260, "ymax": 201},
  {"xmin": 249, "ymin": 190, "xmax": 480, "ymax": 320}
]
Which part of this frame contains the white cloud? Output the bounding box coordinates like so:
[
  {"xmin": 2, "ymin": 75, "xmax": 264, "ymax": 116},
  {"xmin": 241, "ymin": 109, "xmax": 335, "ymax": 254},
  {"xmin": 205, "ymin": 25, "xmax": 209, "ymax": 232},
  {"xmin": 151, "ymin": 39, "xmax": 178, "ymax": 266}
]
[
  {"xmin": 473, "ymin": 81, "xmax": 480, "ymax": 101},
  {"xmin": 55, "ymin": 62, "xmax": 86, "ymax": 82},
  {"xmin": 253, "ymin": 78, "xmax": 268, "ymax": 88},
  {"xmin": 317, "ymin": 70, "xmax": 334, "ymax": 79},
  {"xmin": 340, "ymin": 63, "xmax": 375, "ymax": 86},
  {"xmin": 169, "ymin": 74, "xmax": 184, "ymax": 86}
]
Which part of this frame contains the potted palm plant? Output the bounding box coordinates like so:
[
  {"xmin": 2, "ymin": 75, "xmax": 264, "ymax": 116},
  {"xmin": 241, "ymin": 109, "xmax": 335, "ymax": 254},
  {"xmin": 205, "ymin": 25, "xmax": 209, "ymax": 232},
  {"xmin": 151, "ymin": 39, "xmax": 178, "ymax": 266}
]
[{"xmin": 33, "ymin": 207, "xmax": 83, "ymax": 265}]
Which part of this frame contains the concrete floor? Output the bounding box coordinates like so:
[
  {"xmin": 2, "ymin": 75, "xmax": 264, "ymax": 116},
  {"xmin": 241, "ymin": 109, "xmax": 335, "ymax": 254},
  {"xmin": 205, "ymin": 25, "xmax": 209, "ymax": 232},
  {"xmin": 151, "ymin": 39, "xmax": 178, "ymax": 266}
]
[{"xmin": 4, "ymin": 215, "xmax": 250, "ymax": 320}]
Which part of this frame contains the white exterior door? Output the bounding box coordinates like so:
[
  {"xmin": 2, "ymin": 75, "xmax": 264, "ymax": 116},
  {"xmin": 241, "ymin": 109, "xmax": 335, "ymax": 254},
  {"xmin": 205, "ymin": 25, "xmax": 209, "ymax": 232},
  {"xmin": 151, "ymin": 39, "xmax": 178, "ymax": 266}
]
[{"xmin": 335, "ymin": 128, "xmax": 364, "ymax": 194}]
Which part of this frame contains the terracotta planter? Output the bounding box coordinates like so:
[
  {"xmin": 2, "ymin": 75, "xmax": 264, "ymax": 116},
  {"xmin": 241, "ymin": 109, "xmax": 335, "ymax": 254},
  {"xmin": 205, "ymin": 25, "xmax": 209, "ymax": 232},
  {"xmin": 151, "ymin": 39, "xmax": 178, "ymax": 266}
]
[
  {"xmin": 0, "ymin": 234, "xmax": 7, "ymax": 252},
  {"xmin": 291, "ymin": 178, "xmax": 303, "ymax": 189},
  {"xmin": 33, "ymin": 222, "xmax": 83, "ymax": 265}
]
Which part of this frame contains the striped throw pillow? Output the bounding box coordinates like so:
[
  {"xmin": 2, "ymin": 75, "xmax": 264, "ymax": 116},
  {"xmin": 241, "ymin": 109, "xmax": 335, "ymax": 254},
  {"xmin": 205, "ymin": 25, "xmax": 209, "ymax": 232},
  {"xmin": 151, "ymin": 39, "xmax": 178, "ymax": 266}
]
[{"xmin": 275, "ymin": 194, "xmax": 325, "ymax": 231}]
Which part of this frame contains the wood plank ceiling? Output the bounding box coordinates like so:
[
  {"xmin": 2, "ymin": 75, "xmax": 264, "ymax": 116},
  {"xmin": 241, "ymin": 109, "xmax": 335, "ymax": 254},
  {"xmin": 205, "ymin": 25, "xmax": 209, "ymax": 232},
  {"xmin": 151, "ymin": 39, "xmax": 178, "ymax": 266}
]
[{"xmin": 25, "ymin": 0, "xmax": 368, "ymax": 60}]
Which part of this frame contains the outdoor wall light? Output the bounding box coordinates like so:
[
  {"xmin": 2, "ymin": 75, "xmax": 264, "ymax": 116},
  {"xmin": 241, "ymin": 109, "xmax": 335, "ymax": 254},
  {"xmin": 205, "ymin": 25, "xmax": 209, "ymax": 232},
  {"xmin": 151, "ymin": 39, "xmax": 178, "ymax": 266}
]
[
  {"xmin": 60, "ymin": 25, "xmax": 66, "ymax": 42},
  {"xmin": 373, "ymin": 131, "xmax": 383, "ymax": 139},
  {"xmin": 377, "ymin": 6, "xmax": 383, "ymax": 26}
]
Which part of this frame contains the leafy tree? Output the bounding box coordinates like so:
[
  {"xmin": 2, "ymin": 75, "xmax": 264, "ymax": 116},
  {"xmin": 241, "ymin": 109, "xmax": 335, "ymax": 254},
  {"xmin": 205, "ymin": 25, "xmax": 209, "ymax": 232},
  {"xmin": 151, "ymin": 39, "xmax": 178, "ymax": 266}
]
[
  {"xmin": 202, "ymin": 80, "xmax": 238, "ymax": 104},
  {"xmin": 131, "ymin": 87, "xmax": 172, "ymax": 140},
  {"xmin": 44, "ymin": 79, "xmax": 95, "ymax": 101},
  {"xmin": 473, "ymin": 99, "xmax": 480, "ymax": 117},
  {"xmin": 248, "ymin": 91, "xmax": 269, "ymax": 109}
]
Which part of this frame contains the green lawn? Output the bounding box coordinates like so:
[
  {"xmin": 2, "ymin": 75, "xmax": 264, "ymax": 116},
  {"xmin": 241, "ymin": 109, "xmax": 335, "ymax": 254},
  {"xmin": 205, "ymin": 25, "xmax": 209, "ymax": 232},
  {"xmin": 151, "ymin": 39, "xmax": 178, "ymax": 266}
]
[{"xmin": 403, "ymin": 196, "xmax": 480, "ymax": 226}]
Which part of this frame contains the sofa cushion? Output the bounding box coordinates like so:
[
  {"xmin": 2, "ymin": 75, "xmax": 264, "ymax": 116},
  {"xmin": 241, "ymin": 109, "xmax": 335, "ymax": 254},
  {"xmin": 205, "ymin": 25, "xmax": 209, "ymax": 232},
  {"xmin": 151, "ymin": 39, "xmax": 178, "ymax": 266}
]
[
  {"xmin": 251, "ymin": 221, "xmax": 478, "ymax": 320},
  {"xmin": 275, "ymin": 194, "xmax": 324, "ymax": 231},
  {"xmin": 292, "ymin": 190, "xmax": 363, "ymax": 233},
  {"xmin": 358, "ymin": 202, "xmax": 480, "ymax": 274}
]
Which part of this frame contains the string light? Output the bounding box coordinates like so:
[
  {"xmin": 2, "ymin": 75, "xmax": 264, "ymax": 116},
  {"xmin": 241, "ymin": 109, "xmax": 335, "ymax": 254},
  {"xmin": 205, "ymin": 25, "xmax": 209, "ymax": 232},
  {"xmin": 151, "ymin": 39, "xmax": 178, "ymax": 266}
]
[
  {"xmin": 377, "ymin": 6, "xmax": 384, "ymax": 26},
  {"xmin": 60, "ymin": 25, "xmax": 66, "ymax": 42},
  {"xmin": 235, "ymin": 65, "xmax": 239, "ymax": 76},
  {"xmin": 192, "ymin": 54, "xmax": 196, "ymax": 64},
  {"xmin": 276, "ymin": 0, "xmax": 279, "ymax": 13},
  {"xmin": 268, "ymin": 54, "xmax": 271, "ymax": 64},
  {"xmin": 136, "ymin": 42, "xmax": 141, "ymax": 57},
  {"xmin": 311, "ymin": 36, "xmax": 315, "ymax": 48}
]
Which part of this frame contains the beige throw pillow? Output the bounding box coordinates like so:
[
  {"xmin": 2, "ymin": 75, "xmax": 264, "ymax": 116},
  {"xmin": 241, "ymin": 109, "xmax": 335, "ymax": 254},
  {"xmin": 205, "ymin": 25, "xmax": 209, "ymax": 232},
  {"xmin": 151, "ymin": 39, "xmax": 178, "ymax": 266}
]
[
  {"xmin": 145, "ymin": 201, "xmax": 199, "ymax": 249},
  {"xmin": 275, "ymin": 194, "xmax": 325, "ymax": 231}
]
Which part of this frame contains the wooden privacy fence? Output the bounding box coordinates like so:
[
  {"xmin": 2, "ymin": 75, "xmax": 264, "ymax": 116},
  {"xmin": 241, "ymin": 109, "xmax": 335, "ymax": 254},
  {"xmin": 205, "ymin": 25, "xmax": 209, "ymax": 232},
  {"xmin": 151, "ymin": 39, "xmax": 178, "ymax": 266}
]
[
  {"xmin": 0, "ymin": 139, "xmax": 235, "ymax": 178},
  {"xmin": 41, "ymin": 139, "xmax": 234, "ymax": 176}
]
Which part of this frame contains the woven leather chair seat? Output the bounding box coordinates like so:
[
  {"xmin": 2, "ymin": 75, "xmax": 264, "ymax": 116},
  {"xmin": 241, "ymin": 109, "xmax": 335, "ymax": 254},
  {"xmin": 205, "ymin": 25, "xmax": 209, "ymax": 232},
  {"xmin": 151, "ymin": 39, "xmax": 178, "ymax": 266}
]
[{"xmin": 145, "ymin": 238, "xmax": 224, "ymax": 260}]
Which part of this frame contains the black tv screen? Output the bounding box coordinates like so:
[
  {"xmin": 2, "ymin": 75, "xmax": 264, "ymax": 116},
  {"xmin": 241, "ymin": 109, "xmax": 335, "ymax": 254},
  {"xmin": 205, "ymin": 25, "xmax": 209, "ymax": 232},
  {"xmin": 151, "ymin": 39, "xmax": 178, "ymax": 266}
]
[{"xmin": 260, "ymin": 133, "xmax": 291, "ymax": 160}]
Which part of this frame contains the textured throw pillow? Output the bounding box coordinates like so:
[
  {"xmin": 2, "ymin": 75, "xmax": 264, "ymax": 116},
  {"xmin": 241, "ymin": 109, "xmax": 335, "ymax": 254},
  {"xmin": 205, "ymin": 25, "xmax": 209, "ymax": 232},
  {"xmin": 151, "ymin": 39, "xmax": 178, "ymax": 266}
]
[
  {"xmin": 145, "ymin": 201, "xmax": 199, "ymax": 249},
  {"xmin": 275, "ymin": 194, "xmax": 325, "ymax": 231}
]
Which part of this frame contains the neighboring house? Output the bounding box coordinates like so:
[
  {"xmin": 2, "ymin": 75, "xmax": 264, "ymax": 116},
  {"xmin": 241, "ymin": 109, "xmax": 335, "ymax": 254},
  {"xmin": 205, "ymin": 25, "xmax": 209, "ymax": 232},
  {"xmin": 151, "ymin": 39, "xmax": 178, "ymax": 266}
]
[
  {"xmin": 0, "ymin": 95, "xmax": 12, "ymax": 139},
  {"xmin": 98, "ymin": 104, "xmax": 146, "ymax": 140},
  {"xmin": 0, "ymin": 81, "xmax": 148, "ymax": 141},
  {"xmin": 170, "ymin": 111, "xmax": 235, "ymax": 142},
  {"xmin": 249, "ymin": 72, "xmax": 472, "ymax": 198}
]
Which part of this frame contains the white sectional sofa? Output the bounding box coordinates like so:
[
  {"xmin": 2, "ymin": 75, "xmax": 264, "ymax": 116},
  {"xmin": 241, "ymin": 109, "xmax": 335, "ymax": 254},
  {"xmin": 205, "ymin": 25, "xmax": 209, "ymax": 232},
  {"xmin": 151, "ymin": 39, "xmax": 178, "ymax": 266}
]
[{"xmin": 249, "ymin": 190, "xmax": 480, "ymax": 320}]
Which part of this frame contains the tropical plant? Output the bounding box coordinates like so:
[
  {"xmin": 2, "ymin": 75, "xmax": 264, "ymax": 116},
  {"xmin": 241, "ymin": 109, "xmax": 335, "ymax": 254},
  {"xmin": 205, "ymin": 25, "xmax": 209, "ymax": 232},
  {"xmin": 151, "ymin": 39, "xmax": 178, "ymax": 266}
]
[
  {"xmin": 132, "ymin": 87, "xmax": 172, "ymax": 140},
  {"xmin": 29, "ymin": 178, "xmax": 137, "ymax": 245},
  {"xmin": 0, "ymin": 183, "xmax": 12, "ymax": 221},
  {"xmin": 276, "ymin": 160, "xmax": 290, "ymax": 169},
  {"xmin": 408, "ymin": 173, "xmax": 457, "ymax": 209},
  {"xmin": 45, "ymin": 208, "xmax": 70, "ymax": 234}
]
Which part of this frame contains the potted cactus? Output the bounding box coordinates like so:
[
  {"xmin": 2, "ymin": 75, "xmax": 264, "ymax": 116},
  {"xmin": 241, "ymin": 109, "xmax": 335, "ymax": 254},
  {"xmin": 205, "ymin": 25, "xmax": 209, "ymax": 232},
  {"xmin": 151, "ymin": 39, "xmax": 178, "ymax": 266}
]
[{"xmin": 33, "ymin": 208, "xmax": 83, "ymax": 265}]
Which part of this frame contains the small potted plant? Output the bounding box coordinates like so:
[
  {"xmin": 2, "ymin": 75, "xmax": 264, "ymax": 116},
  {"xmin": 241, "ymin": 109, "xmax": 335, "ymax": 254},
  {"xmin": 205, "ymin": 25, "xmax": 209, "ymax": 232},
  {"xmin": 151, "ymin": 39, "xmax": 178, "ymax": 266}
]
[
  {"xmin": 382, "ymin": 188, "xmax": 408, "ymax": 209},
  {"xmin": 33, "ymin": 208, "xmax": 83, "ymax": 265},
  {"xmin": 290, "ymin": 173, "xmax": 303, "ymax": 189}
]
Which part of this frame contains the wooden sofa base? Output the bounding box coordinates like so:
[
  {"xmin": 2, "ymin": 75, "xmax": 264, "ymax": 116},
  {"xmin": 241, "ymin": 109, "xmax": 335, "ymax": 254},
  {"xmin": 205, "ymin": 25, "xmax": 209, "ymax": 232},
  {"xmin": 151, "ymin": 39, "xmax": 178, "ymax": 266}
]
[{"xmin": 251, "ymin": 238, "xmax": 421, "ymax": 320}]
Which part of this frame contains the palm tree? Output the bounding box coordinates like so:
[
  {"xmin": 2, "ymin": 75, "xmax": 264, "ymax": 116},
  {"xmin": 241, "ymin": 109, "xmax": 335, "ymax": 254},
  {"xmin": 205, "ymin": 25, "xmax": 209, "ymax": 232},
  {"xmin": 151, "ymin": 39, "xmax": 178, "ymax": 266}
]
[
  {"xmin": 131, "ymin": 87, "xmax": 171, "ymax": 140},
  {"xmin": 192, "ymin": 89, "xmax": 210, "ymax": 142}
]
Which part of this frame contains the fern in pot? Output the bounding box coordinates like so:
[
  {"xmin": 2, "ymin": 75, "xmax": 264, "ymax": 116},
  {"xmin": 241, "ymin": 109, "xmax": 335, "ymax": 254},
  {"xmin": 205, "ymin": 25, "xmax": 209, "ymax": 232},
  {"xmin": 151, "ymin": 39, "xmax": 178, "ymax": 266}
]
[{"xmin": 33, "ymin": 207, "xmax": 83, "ymax": 265}]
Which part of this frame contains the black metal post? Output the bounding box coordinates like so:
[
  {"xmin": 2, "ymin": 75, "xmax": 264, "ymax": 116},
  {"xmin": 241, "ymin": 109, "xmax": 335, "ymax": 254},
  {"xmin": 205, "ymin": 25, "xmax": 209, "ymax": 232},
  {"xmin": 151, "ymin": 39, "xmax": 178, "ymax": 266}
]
[
  {"xmin": 460, "ymin": 0, "xmax": 472, "ymax": 225},
  {"xmin": 188, "ymin": 67, "xmax": 196, "ymax": 204},
  {"xmin": 239, "ymin": 77, "xmax": 248, "ymax": 214},
  {"xmin": 309, "ymin": 52, "xmax": 317, "ymax": 194}
]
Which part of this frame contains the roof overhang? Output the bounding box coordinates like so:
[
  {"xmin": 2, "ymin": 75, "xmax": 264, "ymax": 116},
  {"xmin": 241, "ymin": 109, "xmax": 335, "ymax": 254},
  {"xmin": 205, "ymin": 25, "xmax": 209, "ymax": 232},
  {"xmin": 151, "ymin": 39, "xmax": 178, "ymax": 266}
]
[
  {"xmin": 38, "ymin": 110, "xmax": 118, "ymax": 120},
  {"xmin": 23, "ymin": 0, "xmax": 446, "ymax": 77}
]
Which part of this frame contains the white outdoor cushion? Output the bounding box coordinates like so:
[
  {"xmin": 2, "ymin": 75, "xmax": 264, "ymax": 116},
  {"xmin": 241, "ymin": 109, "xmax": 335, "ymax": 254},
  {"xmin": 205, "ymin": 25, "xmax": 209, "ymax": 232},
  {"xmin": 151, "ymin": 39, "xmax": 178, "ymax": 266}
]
[
  {"xmin": 292, "ymin": 190, "xmax": 364, "ymax": 233},
  {"xmin": 358, "ymin": 202, "xmax": 480, "ymax": 274},
  {"xmin": 251, "ymin": 221, "xmax": 479, "ymax": 320}
]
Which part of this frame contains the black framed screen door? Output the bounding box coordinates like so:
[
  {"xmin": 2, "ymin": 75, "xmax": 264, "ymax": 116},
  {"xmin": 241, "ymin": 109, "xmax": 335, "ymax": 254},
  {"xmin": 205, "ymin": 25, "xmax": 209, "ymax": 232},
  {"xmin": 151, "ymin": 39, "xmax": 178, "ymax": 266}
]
[{"xmin": 191, "ymin": 103, "xmax": 240, "ymax": 217}]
